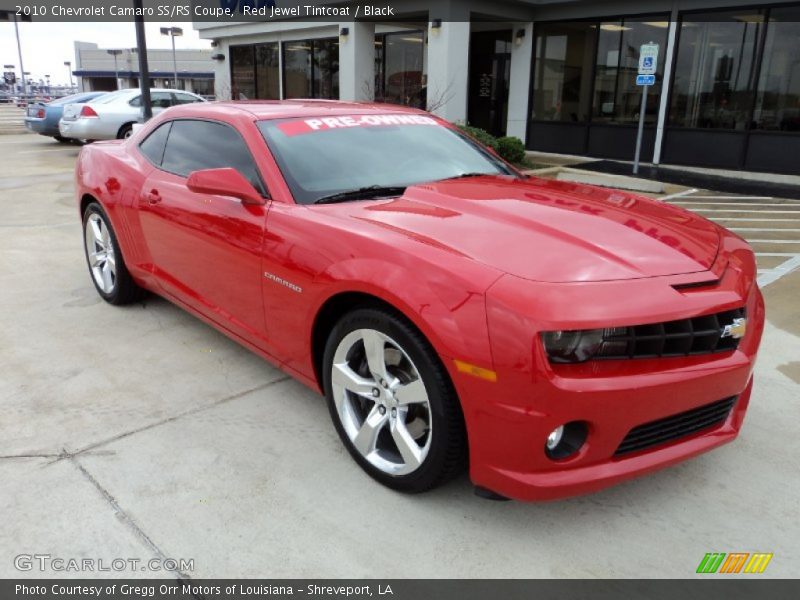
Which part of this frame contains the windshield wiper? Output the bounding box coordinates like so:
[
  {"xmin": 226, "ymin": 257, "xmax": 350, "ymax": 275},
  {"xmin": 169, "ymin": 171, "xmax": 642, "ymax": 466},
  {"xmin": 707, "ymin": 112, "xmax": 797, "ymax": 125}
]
[
  {"xmin": 439, "ymin": 172, "xmax": 493, "ymax": 181},
  {"xmin": 313, "ymin": 185, "xmax": 407, "ymax": 205}
]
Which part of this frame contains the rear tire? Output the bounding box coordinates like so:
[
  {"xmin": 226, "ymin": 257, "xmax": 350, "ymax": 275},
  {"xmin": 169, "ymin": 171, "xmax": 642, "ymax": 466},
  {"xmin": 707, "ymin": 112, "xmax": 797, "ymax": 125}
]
[
  {"xmin": 82, "ymin": 202, "xmax": 145, "ymax": 305},
  {"xmin": 117, "ymin": 123, "xmax": 133, "ymax": 139},
  {"xmin": 54, "ymin": 135, "xmax": 70, "ymax": 143},
  {"xmin": 322, "ymin": 308, "xmax": 467, "ymax": 493}
]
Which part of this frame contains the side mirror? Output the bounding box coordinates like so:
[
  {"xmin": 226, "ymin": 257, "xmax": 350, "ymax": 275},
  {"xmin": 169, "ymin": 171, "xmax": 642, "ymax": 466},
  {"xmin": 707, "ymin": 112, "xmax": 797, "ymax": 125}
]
[{"xmin": 186, "ymin": 168, "xmax": 265, "ymax": 205}]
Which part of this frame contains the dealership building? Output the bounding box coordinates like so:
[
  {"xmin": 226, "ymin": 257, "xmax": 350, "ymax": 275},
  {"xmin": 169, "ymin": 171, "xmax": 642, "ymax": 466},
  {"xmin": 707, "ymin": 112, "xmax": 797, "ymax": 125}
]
[
  {"xmin": 72, "ymin": 42, "xmax": 215, "ymax": 96},
  {"xmin": 195, "ymin": 0, "xmax": 800, "ymax": 175}
]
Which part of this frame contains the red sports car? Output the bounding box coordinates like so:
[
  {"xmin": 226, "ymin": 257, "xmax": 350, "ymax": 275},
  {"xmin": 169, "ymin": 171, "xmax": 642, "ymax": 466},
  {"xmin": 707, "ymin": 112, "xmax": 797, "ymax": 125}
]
[{"xmin": 75, "ymin": 101, "xmax": 764, "ymax": 501}]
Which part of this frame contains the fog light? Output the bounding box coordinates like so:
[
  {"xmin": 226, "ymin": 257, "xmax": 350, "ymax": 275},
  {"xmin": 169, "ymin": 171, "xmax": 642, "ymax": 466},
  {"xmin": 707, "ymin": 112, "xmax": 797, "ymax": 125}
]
[
  {"xmin": 544, "ymin": 421, "xmax": 588, "ymax": 460},
  {"xmin": 546, "ymin": 426, "xmax": 564, "ymax": 450}
]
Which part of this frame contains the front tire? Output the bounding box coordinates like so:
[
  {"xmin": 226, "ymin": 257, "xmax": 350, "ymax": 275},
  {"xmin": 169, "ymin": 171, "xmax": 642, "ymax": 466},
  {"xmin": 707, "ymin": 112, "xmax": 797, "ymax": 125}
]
[
  {"xmin": 323, "ymin": 308, "xmax": 467, "ymax": 493},
  {"xmin": 82, "ymin": 202, "xmax": 145, "ymax": 305}
]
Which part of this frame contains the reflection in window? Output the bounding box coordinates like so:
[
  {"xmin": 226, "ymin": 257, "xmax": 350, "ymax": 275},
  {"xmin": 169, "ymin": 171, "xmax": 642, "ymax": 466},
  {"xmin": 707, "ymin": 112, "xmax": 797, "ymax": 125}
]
[
  {"xmin": 669, "ymin": 11, "xmax": 764, "ymax": 130},
  {"xmin": 283, "ymin": 42, "xmax": 311, "ymax": 98},
  {"xmin": 531, "ymin": 22, "xmax": 598, "ymax": 123},
  {"xmin": 592, "ymin": 18, "xmax": 669, "ymax": 125},
  {"xmin": 753, "ymin": 6, "xmax": 800, "ymax": 132},
  {"xmin": 283, "ymin": 39, "xmax": 339, "ymax": 100},
  {"xmin": 231, "ymin": 45, "xmax": 256, "ymax": 100},
  {"xmin": 375, "ymin": 31, "xmax": 425, "ymax": 108},
  {"xmin": 256, "ymin": 43, "xmax": 280, "ymax": 100}
]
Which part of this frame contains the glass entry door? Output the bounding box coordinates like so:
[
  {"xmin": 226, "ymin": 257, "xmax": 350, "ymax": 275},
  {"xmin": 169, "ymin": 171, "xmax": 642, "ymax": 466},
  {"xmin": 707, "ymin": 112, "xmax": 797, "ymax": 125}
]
[{"xmin": 468, "ymin": 30, "xmax": 512, "ymax": 136}]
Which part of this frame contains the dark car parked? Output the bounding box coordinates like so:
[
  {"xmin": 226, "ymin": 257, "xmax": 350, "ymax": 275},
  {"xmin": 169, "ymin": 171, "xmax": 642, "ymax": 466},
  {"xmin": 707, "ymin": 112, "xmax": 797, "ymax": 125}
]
[{"xmin": 24, "ymin": 92, "xmax": 107, "ymax": 142}]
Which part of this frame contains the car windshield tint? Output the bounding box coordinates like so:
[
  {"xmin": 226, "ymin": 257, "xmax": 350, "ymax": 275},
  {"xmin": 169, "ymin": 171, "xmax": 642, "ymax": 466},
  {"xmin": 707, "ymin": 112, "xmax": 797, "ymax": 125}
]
[{"xmin": 257, "ymin": 115, "xmax": 511, "ymax": 204}]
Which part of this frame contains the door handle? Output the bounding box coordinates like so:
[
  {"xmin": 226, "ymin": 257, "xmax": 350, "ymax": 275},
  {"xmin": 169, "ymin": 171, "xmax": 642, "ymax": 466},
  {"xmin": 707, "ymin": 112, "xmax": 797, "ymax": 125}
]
[{"xmin": 146, "ymin": 189, "xmax": 162, "ymax": 204}]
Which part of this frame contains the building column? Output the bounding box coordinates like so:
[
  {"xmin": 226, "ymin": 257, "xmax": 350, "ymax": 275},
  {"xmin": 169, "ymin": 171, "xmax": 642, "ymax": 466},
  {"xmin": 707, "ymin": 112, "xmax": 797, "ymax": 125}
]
[
  {"xmin": 215, "ymin": 41, "xmax": 232, "ymax": 100},
  {"xmin": 506, "ymin": 22, "xmax": 534, "ymax": 141},
  {"xmin": 338, "ymin": 21, "xmax": 375, "ymax": 102},
  {"xmin": 426, "ymin": 2, "xmax": 470, "ymax": 122},
  {"xmin": 653, "ymin": 13, "xmax": 679, "ymax": 165}
]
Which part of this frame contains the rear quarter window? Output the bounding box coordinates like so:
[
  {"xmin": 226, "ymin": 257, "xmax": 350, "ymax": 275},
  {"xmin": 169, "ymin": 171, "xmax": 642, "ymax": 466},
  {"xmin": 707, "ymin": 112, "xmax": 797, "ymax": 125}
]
[{"xmin": 138, "ymin": 122, "xmax": 172, "ymax": 166}]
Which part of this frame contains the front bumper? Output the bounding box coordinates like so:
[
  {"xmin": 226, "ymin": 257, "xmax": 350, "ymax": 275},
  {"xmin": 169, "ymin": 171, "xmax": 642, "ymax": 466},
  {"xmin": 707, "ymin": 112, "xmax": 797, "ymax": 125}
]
[{"xmin": 454, "ymin": 244, "xmax": 764, "ymax": 501}]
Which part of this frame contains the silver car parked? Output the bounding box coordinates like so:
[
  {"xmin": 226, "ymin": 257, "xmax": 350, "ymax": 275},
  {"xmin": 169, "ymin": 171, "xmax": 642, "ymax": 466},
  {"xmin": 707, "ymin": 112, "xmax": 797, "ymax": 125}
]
[{"xmin": 58, "ymin": 88, "xmax": 206, "ymax": 141}]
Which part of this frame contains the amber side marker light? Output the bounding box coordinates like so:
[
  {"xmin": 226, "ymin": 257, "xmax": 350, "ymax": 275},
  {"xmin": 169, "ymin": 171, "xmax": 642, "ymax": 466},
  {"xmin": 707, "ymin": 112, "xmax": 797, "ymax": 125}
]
[{"xmin": 454, "ymin": 359, "xmax": 497, "ymax": 382}]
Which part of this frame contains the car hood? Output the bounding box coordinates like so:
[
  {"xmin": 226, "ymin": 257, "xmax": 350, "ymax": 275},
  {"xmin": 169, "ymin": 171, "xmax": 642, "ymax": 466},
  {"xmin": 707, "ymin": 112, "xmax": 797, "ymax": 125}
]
[{"xmin": 339, "ymin": 175, "xmax": 721, "ymax": 283}]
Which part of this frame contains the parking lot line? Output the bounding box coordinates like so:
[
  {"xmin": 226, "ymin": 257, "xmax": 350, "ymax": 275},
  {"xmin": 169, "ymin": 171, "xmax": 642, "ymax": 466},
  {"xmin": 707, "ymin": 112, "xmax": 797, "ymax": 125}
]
[
  {"xmin": 683, "ymin": 195, "xmax": 775, "ymax": 200},
  {"xmin": 690, "ymin": 209, "xmax": 800, "ymax": 214},
  {"xmin": 747, "ymin": 239, "xmax": 800, "ymax": 244},
  {"xmin": 729, "ymin": 228, "xmax": 800, "ymax": 232},
  {"xmin": 757, "ymin": 255, "xmax": 800, "ymax": 288},
  {"xmin": 658, "ymin": 188, "xmax": 699, "ymax": 201},
  {"xmin": 674, "ymin": 202, "xmax": 800, "ymax": 207},
  {"xmin": 712, "ymin": 218, "xmax": 800, "ymax": 222}
]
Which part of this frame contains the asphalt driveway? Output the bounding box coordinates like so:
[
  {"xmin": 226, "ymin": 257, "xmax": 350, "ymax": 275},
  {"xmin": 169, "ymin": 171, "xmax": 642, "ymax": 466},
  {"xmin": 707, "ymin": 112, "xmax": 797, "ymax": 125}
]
[{"xmin": 1, "ymin": 128, "xmax": 799, "ymax": 579}]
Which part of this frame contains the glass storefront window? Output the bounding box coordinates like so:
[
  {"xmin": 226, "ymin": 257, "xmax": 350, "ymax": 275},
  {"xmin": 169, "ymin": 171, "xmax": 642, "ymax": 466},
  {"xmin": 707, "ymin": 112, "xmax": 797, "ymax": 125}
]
[
  {"xmin": 669, "ymin": 10, "xmax": 765, "ymax": 130},
  {"xmin": 283, "ymin": 39, "xmax": 339, "ymax": 100},
  {"xmin": 256, "ymin": 43, "xmax": 280, "ymax": 100},
  {"xmin": 283, "ymin": 41, "xmax": 312, "ymax": 98},
  {"xmin": 531, "ymin": 21, "xmax": 598, "ymax": 123},
  {"xmin": 383, "ymin": 31, "xmax": 425, "ymax": 107},
  {"xmin": 753, "ymin": 6, "xmax": 800, "ymax": 132},
  {"xmin": 592, "ymin": 18, "xmax": 669, "ymax": 125},
  {"xmin": 230, "ymin": 45, "xmax": 256, "ymax": 100}
]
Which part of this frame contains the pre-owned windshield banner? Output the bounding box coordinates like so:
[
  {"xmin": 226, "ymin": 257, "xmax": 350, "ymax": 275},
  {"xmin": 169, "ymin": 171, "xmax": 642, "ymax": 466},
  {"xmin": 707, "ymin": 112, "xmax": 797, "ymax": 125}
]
[{"xmin": 277, "ymin": 114, "xmax": 439, "ymax": 136}]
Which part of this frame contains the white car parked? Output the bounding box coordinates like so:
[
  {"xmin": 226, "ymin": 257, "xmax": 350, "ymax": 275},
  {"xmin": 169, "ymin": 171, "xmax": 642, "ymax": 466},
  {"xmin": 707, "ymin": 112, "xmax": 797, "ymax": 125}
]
[{"xmin": 58, "ymin": 88, "xmax": 206, "ymax": 141}]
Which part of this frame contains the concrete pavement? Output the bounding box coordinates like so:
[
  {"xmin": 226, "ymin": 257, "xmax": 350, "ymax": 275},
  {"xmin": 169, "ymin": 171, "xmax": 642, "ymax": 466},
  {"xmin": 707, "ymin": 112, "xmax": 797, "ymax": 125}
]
[{"xmin": 1, "ymin": 132, "xmax": 799, "ymax": 579}]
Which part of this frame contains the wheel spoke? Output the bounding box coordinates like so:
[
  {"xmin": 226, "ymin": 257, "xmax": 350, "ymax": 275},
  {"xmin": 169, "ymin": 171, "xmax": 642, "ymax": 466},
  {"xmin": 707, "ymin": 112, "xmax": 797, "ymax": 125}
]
[
  {"xmin": 89, "ymin": 251, "xmax": 104, "ymax": 267},
  {"xmin": 361, "ymin": 329, "xmax": 388, "ymax": 381},
  {"xmin": 99, "ymin": 220, "xmax": 110, "ymax": 246},
  {"xmin": 332, "ymin": 362, "xmax": 376, "ymax": 397},
  {"xmin": 394, "ymin": 378, "xmax": 427, "ymax": 406},
  {"xmin": 90, "ymin": 218, "xmax": 103, "ymax": 245},
  {"xmin": 390, "ymin": 418, "xmax": 422, "ymax": 469},
  {"xmin": 106, "ymin": 253, "xmax": 116, "ymax": 275},
  {"xmin": 101, "ymin": 262, "xmax": 113, "ymax": 291},
  {"xmin": 353, "ymin": 405, "xmax": 388, "ymax": 456}
]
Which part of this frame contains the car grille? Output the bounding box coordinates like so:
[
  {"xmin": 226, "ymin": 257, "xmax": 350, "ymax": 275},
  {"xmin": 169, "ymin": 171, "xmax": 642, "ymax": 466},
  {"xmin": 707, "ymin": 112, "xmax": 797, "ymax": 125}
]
[
  {"xmin": 615, "ymin": 396, "xmax": 737, "ymax": 456},
  {"xmin": 595, "ymin": 308, "xmax": 745, "ymax": 360}
]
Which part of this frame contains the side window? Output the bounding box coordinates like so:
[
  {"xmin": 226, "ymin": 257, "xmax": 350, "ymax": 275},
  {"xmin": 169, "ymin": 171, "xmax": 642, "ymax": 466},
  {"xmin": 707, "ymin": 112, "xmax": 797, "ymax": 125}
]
[
  {"xmin": 172, "ymin": 92, "xmax": 201, "ymax": 105},
  {"xmin": 138, "ymin": 122, "xmax": 172, "ymax": 166},
  {"xmin": 161, "ymin": 120, "xmax": 265, "ymax": 195},
  {"xmin": 151, "ymin": 92, "xmax": 172, "ymax": 109}
]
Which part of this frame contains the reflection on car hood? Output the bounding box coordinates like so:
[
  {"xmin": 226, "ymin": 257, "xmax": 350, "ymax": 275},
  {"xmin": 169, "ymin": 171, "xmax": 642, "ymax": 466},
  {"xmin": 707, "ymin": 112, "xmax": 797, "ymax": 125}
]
[{"xmin": 341, "ymin": 175, "xmax": 721, "ymax": 283}]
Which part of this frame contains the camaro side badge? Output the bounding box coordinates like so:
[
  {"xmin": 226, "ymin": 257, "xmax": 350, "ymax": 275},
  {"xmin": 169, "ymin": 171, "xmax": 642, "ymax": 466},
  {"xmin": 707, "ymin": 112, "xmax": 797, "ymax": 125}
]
[
  {"xmin": 721, "ymin": 317, "xmax": 747, "ymax": 340},
  {"xmin": 263, "ymin": 271, "xmax": 303, "ymax": 293}
]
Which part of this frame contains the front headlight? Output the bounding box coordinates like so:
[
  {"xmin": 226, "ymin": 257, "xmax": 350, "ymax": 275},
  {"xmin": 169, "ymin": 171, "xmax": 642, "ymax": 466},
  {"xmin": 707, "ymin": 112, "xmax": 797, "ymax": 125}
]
[{"xmin": 541, "ymin": 329, "xmax": 605, "ymax": 363}]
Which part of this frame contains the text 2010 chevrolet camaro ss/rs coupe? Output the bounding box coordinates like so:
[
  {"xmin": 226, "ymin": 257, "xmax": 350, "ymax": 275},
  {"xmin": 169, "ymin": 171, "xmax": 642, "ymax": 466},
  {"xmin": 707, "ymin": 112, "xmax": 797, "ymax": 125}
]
[{"xmin": 75, "ymin": 101, "xmax": 764, "ymax": 501}]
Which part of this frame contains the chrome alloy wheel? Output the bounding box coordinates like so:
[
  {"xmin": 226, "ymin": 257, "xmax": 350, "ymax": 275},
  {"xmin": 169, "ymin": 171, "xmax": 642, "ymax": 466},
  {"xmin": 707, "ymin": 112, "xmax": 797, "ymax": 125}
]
[
  {"xmin": 84, "ymin": 212, "xmax": 116, "ymax": 294},
  {"xmin": 331, "ymin": 329, "xmax": 433, "ymax": 476}
]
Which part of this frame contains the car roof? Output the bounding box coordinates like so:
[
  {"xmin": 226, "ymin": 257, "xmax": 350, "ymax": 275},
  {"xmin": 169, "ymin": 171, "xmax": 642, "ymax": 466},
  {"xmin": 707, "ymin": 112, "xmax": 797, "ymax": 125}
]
[{"xmin": 164, "ymin": 99, "xmax": 428, "ymax": 121}]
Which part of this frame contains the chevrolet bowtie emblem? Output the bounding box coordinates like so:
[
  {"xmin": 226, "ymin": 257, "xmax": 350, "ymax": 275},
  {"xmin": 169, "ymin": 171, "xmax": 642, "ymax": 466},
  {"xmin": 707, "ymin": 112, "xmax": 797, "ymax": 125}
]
[{"xmin": 721, "ymin": 317, "xmax": 747, "ymax": 340}]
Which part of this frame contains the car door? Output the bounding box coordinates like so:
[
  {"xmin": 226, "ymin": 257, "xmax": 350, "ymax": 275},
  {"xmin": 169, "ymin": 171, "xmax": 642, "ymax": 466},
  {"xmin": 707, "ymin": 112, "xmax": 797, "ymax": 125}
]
[{"xmin": 137, "ymin": 118, "xmax": 270, "ymax": 344}]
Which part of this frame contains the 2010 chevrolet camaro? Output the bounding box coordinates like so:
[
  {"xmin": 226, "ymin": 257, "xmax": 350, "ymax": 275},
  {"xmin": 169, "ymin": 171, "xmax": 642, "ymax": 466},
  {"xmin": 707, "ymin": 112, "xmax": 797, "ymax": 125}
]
[{"xmin": 75, "ymin": 101, "xmax": 764, "ymax": 501}]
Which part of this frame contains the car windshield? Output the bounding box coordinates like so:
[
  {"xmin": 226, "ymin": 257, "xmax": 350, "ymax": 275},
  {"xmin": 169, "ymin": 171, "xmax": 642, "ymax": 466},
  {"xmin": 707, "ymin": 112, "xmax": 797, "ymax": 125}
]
[{"xmin": 257, "ymin": 115, "xmax": 513, "ymax": 205}]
